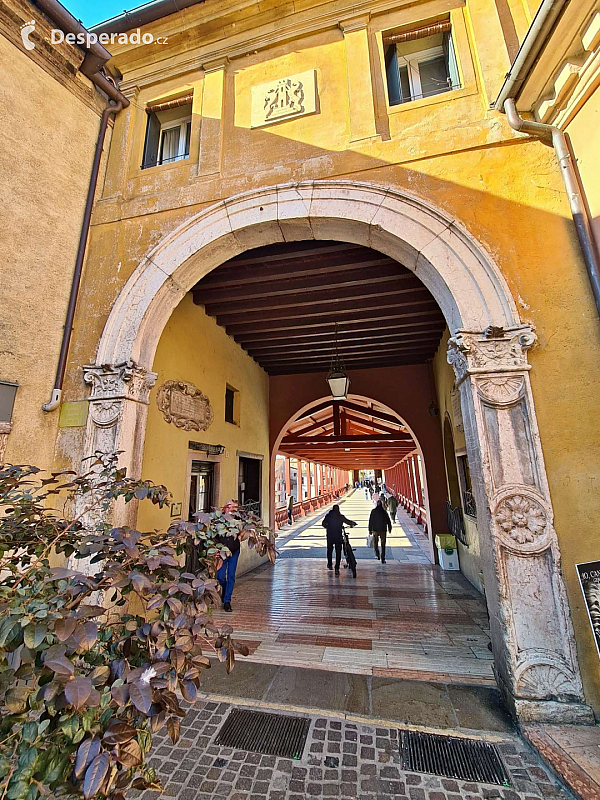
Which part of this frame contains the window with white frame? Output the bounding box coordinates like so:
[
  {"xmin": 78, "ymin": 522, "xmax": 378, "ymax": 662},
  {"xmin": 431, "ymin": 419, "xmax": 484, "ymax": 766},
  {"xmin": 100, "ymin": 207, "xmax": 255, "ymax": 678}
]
[
  {"xmin": 142, "ymin": 96, "xmax": 192, "ymax": 169},
  {"xmin": 384, "ymin": 19, "xmax": 460, "ymax": 106}
]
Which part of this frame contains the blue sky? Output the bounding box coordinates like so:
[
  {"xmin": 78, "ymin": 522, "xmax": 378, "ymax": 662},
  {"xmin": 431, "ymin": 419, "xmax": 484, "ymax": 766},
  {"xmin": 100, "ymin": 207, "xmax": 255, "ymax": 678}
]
[{"xmin": 65, "ymin": 0, "xmax": 133, "ymax": 27}]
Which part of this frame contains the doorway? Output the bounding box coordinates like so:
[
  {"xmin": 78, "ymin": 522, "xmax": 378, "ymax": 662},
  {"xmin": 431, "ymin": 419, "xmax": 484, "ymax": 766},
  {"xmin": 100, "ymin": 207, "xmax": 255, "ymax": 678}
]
[
  {"xmin": 238, "ymin": 456, "xmax": 262, "ymax": 516},
  {"xmin": 188, "ymin": 460, "xmax": 214, "ymax": 520}
]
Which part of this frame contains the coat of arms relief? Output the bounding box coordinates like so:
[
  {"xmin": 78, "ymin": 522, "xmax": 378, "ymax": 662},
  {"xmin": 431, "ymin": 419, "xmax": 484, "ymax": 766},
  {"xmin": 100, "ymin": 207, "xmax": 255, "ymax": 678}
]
[
  {"xmin": 156, "ymin": 380, "xmax": 213, "ymax": 431},
  {"xmin": 250, "ymin": 69, "xmax": 317, "ymax": 128}
]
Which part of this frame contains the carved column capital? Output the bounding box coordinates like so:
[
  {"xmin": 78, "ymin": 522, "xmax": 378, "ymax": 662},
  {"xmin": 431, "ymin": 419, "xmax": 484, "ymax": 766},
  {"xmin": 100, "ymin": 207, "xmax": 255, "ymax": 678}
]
[
  {"xmin": 83, "ymin": 361, "xmax": 157, "ymax": 404},
  {"xmin": 447, "ymin": 325, "xmax": 536, "ymax": 383}
]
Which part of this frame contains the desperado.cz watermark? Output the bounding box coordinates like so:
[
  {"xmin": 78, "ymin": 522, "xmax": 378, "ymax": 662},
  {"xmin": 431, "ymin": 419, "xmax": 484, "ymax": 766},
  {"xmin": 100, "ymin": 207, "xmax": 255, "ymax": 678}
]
[{"xmin": 20, "ymin": 19, "xmax": 167, "ymax": 51}]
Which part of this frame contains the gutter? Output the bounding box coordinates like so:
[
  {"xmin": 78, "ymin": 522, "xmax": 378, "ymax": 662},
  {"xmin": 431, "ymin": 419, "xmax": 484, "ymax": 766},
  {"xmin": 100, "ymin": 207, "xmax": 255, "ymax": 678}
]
[
  {"xmin": 493, "ymin": 0, "xmax": 600, "ymax": 319},
  {"xmin": 90, "ymin": 0, "xmax": 205, "ymax": 36},
  {"xmin": 493, "ymin": 0, "xmax": 569, "ymax": 112},
  {"xmin": 35, "ymin": 0, "xmax": 130, "ymax": 412}
]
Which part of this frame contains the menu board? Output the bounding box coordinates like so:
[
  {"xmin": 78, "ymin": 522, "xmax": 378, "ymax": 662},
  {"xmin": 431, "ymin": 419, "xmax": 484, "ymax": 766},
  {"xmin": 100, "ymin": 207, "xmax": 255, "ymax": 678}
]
[{"xmin": 575, "ymin": 560, "xmax": 600, "ymax": 660}]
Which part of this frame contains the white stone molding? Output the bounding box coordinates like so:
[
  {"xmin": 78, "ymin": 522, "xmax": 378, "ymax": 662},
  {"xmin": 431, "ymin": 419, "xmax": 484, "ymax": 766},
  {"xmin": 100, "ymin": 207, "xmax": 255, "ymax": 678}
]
[
  {"xmin": 0, "ymin": 422, "xmax": 11, "ymax": 464},
  {"xmin": 447, "ymin": 326, "xmax": 589, "ymax": 721},
  {"xmin": 535, "ymin": 11, "xmax": 600, "ymax": 126},
  {"xmin": 96, "ymin": 181, "xmax": 519, "ymax": 370},
  {"xmin": 80, "ymin": 362, "xmax": 157, "ymax": 528},
  {"xmin": 156, "ymin": 379, "xmax": 213, "ymax": 431}
]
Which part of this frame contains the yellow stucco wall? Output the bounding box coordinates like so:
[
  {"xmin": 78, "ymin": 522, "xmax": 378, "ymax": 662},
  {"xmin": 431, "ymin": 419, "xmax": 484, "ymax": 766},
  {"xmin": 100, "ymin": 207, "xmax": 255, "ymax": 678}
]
[
  {"xmin": 136, "ymin": 294, "xmax": 270, "ymax": 575},
  {"xmin": 33, "ymin": 0, "xmax": 600, "ymax": 711},
  {"xmin": 0, "ymin": 21, "xmax": 103, "ymax": 470},
  {"xmin": 565, "ymin": 84, "xmax": 600, "ymax": 254},
  {"xmin": 432, "ymin": 331, "xmax": 484, "ymax": 594}
]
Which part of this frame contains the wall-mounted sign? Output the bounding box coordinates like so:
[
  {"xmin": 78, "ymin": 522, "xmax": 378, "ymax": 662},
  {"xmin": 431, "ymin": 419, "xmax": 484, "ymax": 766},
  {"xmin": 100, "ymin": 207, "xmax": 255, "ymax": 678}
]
[
  {"xmin": 156, "ymin": 380, "xmax": 213, "ymax": 431},
  {"xmin": 576, "ymin": 560, "xmax": 600, "ymax": 660},
  {"xmin": 170, "ymin": 502, "xmax": 182, "ymax": 518},
  {"xmin": 251, "ymin": 69, "xmax": 317, "ymax": 128},
  {"xmin": 58, "ymin": 401, "xmax": 89, "ymax": 428},
  {"xmin": 189, "ymin": 440, "xmax": 225, "ymax": 456}
]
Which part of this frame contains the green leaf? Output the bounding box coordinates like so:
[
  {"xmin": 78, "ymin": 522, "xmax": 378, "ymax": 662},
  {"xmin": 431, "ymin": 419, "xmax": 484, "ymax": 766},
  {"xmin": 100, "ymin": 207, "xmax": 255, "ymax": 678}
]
[
  {"xmin": 6, "ymin": 780, "xmax": 30, "ymax": 800},
  {"xmin": 60, "ymin": 715, "xmax": 79, "ymax": 741},
  {"xmin": 23, "ymin": 624, "xmax": 47, "ymax": 649},
  {"xmin": 0, "ymin": 621, "xmax": 22, "ymax": 648},
  {"xmin": 21, "ymin": 722, "xmax": 37, "ymax": 743},
  {"xmin": 5, "ymin": 686, "xmax": 30, "ymax": 713}
]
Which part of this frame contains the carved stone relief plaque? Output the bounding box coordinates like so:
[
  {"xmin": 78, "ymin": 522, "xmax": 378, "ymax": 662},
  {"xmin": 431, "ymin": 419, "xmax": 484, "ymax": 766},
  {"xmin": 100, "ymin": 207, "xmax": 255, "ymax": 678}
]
[
  {"xmin": 156, "ymin": 380, "xmax": 213, "ymax": 432},
  {"xmin": 250, "ymin": 69, "xmax": 317, "ymax": 128}
]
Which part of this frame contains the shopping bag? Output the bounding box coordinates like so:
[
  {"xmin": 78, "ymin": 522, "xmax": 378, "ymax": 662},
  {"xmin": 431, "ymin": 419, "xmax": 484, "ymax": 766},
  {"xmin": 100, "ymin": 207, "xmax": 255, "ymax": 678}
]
[{"xmin": 366, "ymin": 533, "xmax": 373, "ymax": 548}]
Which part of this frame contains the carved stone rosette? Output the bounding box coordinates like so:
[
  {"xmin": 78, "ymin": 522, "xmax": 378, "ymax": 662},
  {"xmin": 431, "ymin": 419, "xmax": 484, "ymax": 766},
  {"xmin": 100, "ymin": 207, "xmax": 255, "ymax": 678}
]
[{"xmin": 447, "ymin": 326, "xmax": 589, "ymax": 721}]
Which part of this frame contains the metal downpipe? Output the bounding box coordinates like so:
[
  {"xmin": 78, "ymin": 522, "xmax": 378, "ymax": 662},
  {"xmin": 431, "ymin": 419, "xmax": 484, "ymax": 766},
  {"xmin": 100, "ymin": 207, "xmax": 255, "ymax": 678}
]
[
  {"xmin": 504, "ymin": 99, "xmax": 600, "ymax": 318},
  {"xmin": 42, "ymin": 100, "xmax": 124, "ymax": 411}
]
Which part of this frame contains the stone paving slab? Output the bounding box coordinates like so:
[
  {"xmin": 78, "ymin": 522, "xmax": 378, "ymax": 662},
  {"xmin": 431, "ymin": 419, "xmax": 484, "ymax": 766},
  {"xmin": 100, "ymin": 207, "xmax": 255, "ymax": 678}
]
[{"xmin": 137, "ymin": 697, "xmax": 571, "ymax": 800}]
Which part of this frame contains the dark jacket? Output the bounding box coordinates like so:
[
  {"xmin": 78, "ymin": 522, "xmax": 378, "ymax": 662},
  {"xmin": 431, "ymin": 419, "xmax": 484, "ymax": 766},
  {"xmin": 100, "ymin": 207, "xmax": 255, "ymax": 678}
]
[
  {"xmin": 369, "ymin": 504, "xmax": 392, "ymax": 534},
  {"xmin": 215, "ymin": 533, "xmax": 241, "ymax": 556},
  {"xmin": 387, "ymin": 495, "xmax": 399, "ymax": 515},
  {"xmin": 322, "ymin": 509, "xmax": 354, "ymax": 542}
]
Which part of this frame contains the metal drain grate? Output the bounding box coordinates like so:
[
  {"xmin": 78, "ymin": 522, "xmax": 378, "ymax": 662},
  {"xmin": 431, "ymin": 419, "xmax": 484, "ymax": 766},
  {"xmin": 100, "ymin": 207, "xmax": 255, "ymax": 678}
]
[
  {"xmin": 400, "ymin": 730, "xmax": 510, "ymax": 786},
  {"xmin": 215, "ymin": 709, "xmax": 310, "ymax": 760}
]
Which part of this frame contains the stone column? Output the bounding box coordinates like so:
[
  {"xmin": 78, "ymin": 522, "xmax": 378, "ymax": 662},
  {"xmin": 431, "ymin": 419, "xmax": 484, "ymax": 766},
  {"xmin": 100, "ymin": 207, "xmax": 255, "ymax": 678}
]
[
  {"xmin": 197, "ymin": 57, "xmax": 227, "ymax": 177},
  {"xmin": 81, "ymin": 361, "xmax": 157, "ymax": 528},
  {"xmin": 339, "ymin": 16, "xmax": 378, "ymax": 143},
  {"xmin": 447, "ymin": 326, "xmax": 591, "ymax": 723}
]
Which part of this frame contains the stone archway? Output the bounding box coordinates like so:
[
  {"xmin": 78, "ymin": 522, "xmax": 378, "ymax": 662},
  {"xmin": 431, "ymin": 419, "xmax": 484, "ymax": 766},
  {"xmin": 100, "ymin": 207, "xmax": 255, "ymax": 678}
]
[{"xmin": 82, "ymin": 180, "xmax": 590, "ymax": 722}]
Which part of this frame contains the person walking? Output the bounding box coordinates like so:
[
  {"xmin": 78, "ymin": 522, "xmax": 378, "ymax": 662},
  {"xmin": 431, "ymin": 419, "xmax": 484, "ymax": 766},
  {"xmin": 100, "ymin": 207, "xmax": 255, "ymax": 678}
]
[
  {"xmin": 216, "ymin": 532, "xmax": 241, "ymax": 612},
  {"xmin": 369, "ymin": 500, "xmax": 392, "ymax": 563},
  {"xmin": 287, "ymin": 493, "xmax": 294, "ymax": 525},
  {"xmin": 387, "ymin": 492, "xmax": 399, "ymax": 523},
  {"xmin": 373, "ymin": 488, "xmax": 380, "ymax": 504},
  {"xmin": 322, "ymin": 504, "xmax": 356, "ymax": 574}
]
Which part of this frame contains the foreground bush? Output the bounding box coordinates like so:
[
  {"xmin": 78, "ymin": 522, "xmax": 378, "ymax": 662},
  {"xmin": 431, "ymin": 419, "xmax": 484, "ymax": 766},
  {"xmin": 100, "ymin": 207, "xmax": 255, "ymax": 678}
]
[{"xmin": 0, "ymin": 456, "xmax": 275, "ymax": 800}]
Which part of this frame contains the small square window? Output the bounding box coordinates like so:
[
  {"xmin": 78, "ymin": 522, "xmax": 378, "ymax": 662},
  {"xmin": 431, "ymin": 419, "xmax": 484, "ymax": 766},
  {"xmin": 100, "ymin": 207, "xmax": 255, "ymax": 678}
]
[
  {"xmin": 384, "ymin": 19, "xmax": 460, "ymax": 106},
  {"xmin": 225, "ymin": 385, "xmax": 239, "ymax": 425},
  {"xmin": 142, "ymin": 97, "xmax": 192, "ymax": 169}
]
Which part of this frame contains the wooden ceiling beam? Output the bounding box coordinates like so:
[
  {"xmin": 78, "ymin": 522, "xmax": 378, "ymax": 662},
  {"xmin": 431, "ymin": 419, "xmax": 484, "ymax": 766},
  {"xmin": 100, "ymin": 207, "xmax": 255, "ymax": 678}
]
[
  {"xmin": 258, "ymin": 343, "xmax": 435, "ymax": 365},
  {"xmin": 281, "ymin": 435, "xmax": 413, "ymax": 445},
  {"xmin": 236, "ymin": 318, "xmax": 445, "ymax": 345},
  {"xmin": 211, "ymin": 287, "xmax": 431, "ymax": 324},
  {"xmin": 193, "ymin": 262, "xmax": 410, "ymax": 304},
  {"xmin": 246, "ymin": 333, "xmax": 441, "ymax": 357},
  {"xmin": 223, "ymin": 303, "xmax": 440, "ymax": 335}
]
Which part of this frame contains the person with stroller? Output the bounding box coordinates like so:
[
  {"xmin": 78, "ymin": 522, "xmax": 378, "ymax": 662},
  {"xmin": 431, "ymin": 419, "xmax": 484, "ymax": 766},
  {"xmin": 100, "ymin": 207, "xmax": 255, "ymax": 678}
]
[
  {"xmin": 322, "ymin": 504, "xmax": 357, "ymax": 574},
  {"xmin": 369, "ymin": 500, "xmax": 392, "ymax": 563}
]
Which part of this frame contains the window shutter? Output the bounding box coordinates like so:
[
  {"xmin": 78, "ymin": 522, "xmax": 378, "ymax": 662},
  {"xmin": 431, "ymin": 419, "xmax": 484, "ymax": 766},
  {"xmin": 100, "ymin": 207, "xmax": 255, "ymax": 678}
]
[
  {"xmin": 385, "ymin": 45, "xmax": 402, "ymax": 106},
  {"xmin": 443, "ymin": 31, "xmax": 460, "ymax": 89},
  {"xmin": 142, "ymin": 112, "xmax": 160, "ymax": 168}
]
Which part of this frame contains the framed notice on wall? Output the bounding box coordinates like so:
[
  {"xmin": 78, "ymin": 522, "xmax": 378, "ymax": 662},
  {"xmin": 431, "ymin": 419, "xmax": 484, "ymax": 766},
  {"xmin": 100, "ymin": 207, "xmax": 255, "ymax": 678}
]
[{"xmin": 576, "ymin": 560, "xmax": 600, "ymax": 660}]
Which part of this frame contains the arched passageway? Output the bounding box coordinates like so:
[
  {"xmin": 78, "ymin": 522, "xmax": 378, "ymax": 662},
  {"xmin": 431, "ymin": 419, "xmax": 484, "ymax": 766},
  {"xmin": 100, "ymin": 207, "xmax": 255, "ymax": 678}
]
[{"xmin": 82, "ymin": 181, "xmax": 588, "ymax": 722}]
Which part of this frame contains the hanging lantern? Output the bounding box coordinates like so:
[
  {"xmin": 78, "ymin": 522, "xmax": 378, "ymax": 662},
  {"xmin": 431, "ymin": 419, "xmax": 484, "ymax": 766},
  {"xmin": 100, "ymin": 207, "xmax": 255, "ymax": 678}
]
[{"xmin": 326, "ymin": 323, "xmax": 350, "ymax": 400}]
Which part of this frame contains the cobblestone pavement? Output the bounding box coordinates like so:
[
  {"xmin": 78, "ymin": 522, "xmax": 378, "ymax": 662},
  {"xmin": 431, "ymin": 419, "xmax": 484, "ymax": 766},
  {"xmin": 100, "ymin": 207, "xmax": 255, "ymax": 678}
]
[{"xmin": 140, "ymin": 698, "xmax": 570, "ymax": 800}]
